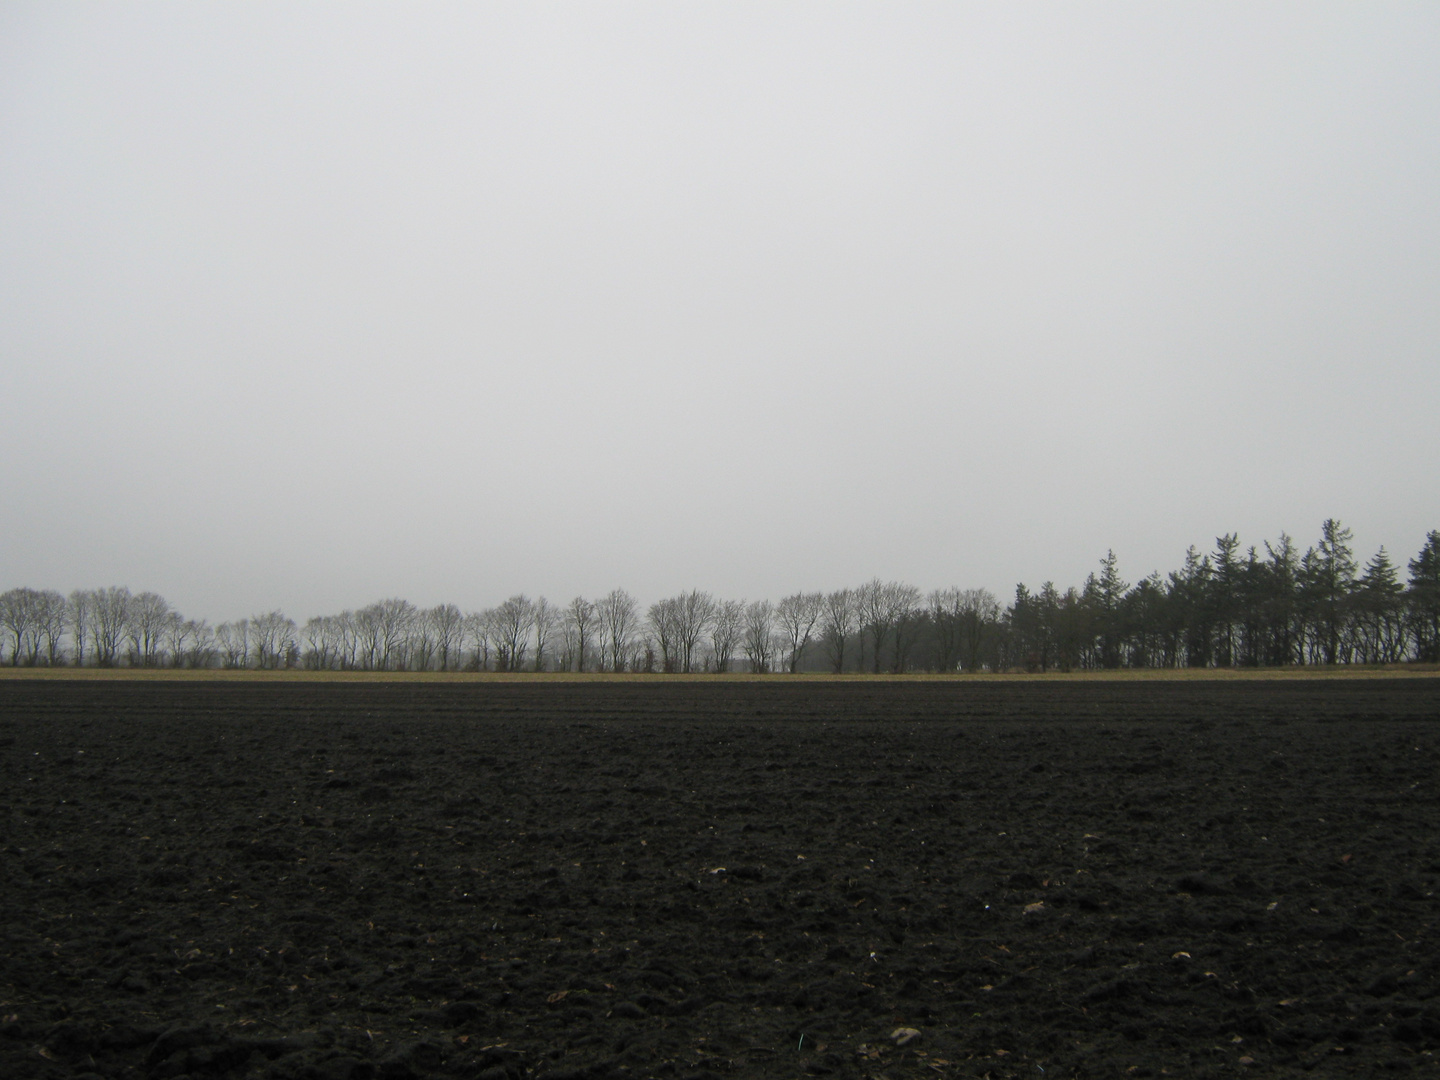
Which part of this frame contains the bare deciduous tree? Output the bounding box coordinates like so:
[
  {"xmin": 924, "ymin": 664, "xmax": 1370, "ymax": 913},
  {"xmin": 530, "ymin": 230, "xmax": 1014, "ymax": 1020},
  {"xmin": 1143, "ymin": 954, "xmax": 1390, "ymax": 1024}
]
[
  {"xmin": 68, "ymin": 589, "xmax": 91, "ymax": 666},
  {"xmin": 0, "ymin": 588, "xmax": 68, "ymax": 666},
  {"xmin": 1, "ymin": 588, "xmax": 35, "ymax": 664},
  {"xmin": 743, "ymin": 599, "xmax": 775, "ymax": 673},
  {"xmin": 90, "ymin": 586, "xmax": 132, "ymax": 667},
  {"xmin": 461, "ymin": 610, "xmax": 491, "ymax": 671},
  {"xmin": 673, "ymin": 590, "xmax": 715, "ymax": 673},
  {"xmin": 597, "ymin": 588, "xmax": 639, "ymax": 673},
  {"xmin": 929, "ymin": 587, "xmax": 961, "ymax": 671},
  {"xmin": 216, "ymin": 619, "xmax": 250, "ymax": 669},
  {"xmin": 353, "ymin": 606, "xmax": 382, "ymax": 669},
  {"xmin": 336, "ymin": 610, "xmax": 361, "ymax": 670},
  {"xmin": 711, "ymin": 598, "xmax": 744, "ymax": 673},
  {"xmin": 820, "ymin": 588, "xmax": 856, "ymax": 673},
  {"xmin": 490, "ymin": 595, "xmax": 536, "ymax": 672},
  {"xmin": 408, "ymin": 611, "xmax": 438, "ymax": 671},
  {"xmin": 36, "ymin": 589, "xmax": 66, "ymax": 665},
  {"xmin": 350, "ymin": 599, "xmax": 417, "ymax": 670},
  {"xmin": 303, "ymin": 616, "xmax": 339, "ymax": 670},
  {"xmin": 0, "ymin": 587, "xmax": 65, "ymax": 665},
  {"xmin": 127, "ymin": 591, "xmax": 171, "ymax": 667},
  {"xmin": 533, "ymin": 596, "xmax": 558, "ymax": 672},
  {"xmin": 429, "ymin": 603, "xmax": 464, "ymax": 672},
  {"xmin": 163, "ymin": 611, "xmax": 192, "ymax": 668},
  {"xmin": 887, "ymin": 582, "xmax": 923, "ymax": 673},
  {"xmin": 857, "ymin": 579, "xmax": 920, "ymax": 673},
  {"xmin": 566, "ymin": 596, "xmax": 598, "ymax": 672},
  {"xmin": 775, "ymin": 591, "xmax": 822, "ymax": 673},
  {"xmin": 556, "ymin": 617, "xmax": 577, "ymax": 671},
  {"xmin": 856, "ymin": 579, "xmax": 893, "ymax": 673},
  {"xmin": 647, "ymin": 596, "xmax": 681, "ymax": 672},
  {"xmin": 249, "ymin": 610, "xmax": 297, "ymax": 669},
  {"xmin": 185, "ymin": 620, "xmax": 216, "ymax": 668},
  {"xmin": 376, "ymin": 599, "xmax": 417, "ymax": 670}
]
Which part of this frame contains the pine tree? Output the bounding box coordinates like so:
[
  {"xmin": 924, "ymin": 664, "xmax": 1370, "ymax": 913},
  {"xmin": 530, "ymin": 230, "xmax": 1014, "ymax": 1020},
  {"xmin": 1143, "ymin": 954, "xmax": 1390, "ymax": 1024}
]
[
  {"xmin": 1087, "ymin": 551, "xmax": 1129, "ymax": 669},
  {"xmin": 1260, "ymin": 534, "xmax": 1301, "ymax": 664},
  {"xmin": 1311, "ymin": 519, "xmax": 1358, "ymax": 664},
  {"xmin": 1170, "ymin": 546, "xmax": 1213, "ymax": 667},
  {"xmin": 1357, "ymin": 548, "xmax": 1405, "ymax": 662},
  {"xmin": 1409, "ymin": 531, "xmax": 1440, "ymax": 662},
  {"xmin": 1211, "ymin": 534, "xmax": 1242, "ymax": 667}
]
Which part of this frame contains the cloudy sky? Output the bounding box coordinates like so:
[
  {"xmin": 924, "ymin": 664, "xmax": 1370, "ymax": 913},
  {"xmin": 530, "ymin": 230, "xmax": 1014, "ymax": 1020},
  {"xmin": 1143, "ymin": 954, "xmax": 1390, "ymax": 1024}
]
[{"xmin": 2, "ymin": 3, "xmax": 1437, "ymax": 622}]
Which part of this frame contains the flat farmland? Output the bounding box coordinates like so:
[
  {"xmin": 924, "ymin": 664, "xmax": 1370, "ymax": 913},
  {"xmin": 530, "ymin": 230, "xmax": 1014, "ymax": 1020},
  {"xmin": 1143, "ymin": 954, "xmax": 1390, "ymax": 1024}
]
[{"xmin": 2, "ymin": 676, "xmax": 1439, "ymax": 1079}]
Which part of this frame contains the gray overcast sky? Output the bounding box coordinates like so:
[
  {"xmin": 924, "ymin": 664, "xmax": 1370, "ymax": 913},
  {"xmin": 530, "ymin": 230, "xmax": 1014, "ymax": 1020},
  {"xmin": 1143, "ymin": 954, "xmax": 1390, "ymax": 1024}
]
[{"xmin": 2, "ymin": 2, "xmax": 1437, "ymax": 622}]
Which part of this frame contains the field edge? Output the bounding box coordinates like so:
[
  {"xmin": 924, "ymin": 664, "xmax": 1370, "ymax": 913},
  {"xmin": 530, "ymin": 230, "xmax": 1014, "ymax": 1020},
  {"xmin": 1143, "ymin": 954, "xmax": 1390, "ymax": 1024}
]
[{"xmin": 1, "ymin": 664, "xmax": 1437, "ymax": 683}]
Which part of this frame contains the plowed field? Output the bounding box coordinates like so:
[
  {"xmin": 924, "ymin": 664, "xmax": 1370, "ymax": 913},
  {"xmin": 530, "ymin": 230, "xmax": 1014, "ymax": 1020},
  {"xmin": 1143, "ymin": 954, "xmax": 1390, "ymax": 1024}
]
[{"xmin": 2, "ymin": 677, "xmax": 1439, "ymax": 1079}]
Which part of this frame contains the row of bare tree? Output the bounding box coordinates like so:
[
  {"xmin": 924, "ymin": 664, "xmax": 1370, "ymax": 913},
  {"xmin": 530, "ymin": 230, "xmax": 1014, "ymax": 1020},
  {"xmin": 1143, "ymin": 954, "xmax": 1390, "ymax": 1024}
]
[
  {"xmin": 284, "ymin": 585, "xmax": 941, "ymax": 673},
  {"xmin": 0, "ymin": 581, "xmax": 999, "ymax": 673}
]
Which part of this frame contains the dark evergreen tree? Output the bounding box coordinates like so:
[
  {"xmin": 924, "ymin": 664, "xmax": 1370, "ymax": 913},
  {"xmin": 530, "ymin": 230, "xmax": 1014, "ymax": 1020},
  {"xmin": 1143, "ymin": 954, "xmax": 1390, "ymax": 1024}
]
[
  {"xmin": 1309, "ymin": 519, "xmax": 1358, "ymax": 664},
  {"xmin": 1356, "ymin": 548, "xmax": 1406, "ymax": 663},
  {"xmin": 1171, "ymin": 546, "xmax": 1213, "ymax": 667},
  {"xmin": 1262, "ymin": 533, "xmax": 1302, "ymax": 665},
  {"xmin": 1035, "ymin": 582, "xmax": 1062, "ymax": 672},
  {"xmin": 1210, "ymin": 534, "xmax": 1242, "ymax": 667},
  {"xmin": 1122, "ymin": 573, "xmax": 1169, "ymax": 668},
  {"xmin": 1408, "ymin": 531, "xmax": 1440, "ymax": 662},
  {"xmin": 1235, "ymin": 547, "xmax": 1268, "ymax": 667},
  {"xmin": 1008, "ymin": 584, "xmax": 1043, "ymax": 671},
  {"xmin": 1086, "ymin": 550, "xmax": 1128, "ymax": 669},
  {"xmin": 1053, "ymin": 585, "xmax": 1092, "ymax": 671}
]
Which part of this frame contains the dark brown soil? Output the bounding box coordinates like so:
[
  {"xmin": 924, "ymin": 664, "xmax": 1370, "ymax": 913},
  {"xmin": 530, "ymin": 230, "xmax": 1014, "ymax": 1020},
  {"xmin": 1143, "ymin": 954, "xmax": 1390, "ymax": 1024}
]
[{"xmin": 2, "ymin": 677, "xmax": 1439, "ymax": 1079}]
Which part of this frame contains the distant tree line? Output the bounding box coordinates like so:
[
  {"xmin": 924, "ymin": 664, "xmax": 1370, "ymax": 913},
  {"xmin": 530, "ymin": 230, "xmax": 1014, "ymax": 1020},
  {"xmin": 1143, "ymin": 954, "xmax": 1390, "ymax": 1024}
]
[
  {"xmin": 3, "ymin": 521, "xmax": 1438, "ymax": 672},
  {"xmin": 1005, "ymin": 522, "xmax": 1440, "ymax": 671}
]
